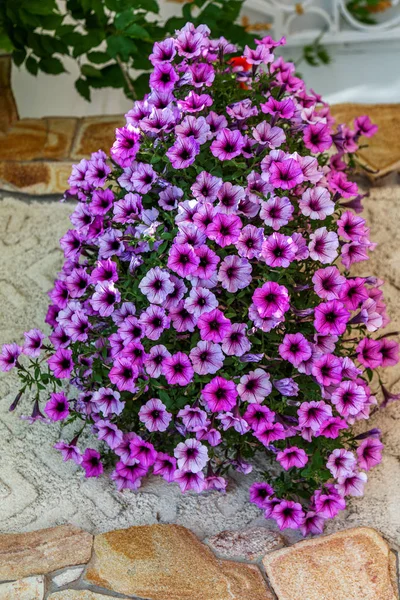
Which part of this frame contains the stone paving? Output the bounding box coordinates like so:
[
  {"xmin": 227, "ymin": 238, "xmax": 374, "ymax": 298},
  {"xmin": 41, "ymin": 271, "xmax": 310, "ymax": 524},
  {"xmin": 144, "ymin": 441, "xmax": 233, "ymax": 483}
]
[{"xmin": 0, "ymin": 524, "xmax": 398, "ymax": 600}]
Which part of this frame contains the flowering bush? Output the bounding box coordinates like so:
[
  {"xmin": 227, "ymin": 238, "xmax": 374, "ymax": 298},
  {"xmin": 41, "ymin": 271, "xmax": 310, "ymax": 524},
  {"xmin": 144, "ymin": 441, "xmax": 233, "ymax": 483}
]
[{"xmin": 2, "ymin": 23, "xmax": 399, "ymax": 535}]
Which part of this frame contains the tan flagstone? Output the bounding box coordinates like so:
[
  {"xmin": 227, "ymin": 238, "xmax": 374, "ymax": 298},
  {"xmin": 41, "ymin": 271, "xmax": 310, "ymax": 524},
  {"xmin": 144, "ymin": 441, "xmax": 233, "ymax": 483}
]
[
  {"xmin": 51, "ymin": 566, "xmax": 85, "ymax": 587},
  {"xmin": 0, "ymin": 525, "xmax": 93, "ymax": 581},
  {"xmin": 70, "ymin": 115, "xmax": 124, "ymax": 160},
  {"xmin": 0, "ymin": 118, "xmax": 77, "ymax": 162},
  {"xmin": 0, "ymin": 160, "xmax": 73, "ymax": 194},
  {"xmin": 48, "ymin": 591, "xmax": 129, "ymax": 600},
  {"xmin": 331, "ymin": 103, "xmax": 400, "ymax": 177},
  {"xmin": 0, "ymin": 575, "xmax": 45, "ymax": 599},
  {"xmin": 42, "ymin": 118, "xmax": 78, "ymax": 160},
  {"xmin": 85, "ymin": 524, "xmax": 273, "ymax": 600},
  {"xmin": 263, "ymin": 527, "xmax": 399, "ymax": 600},
  {"xmin": 206, "ymin": 527, "xmax": 284, "ymax": 562}
]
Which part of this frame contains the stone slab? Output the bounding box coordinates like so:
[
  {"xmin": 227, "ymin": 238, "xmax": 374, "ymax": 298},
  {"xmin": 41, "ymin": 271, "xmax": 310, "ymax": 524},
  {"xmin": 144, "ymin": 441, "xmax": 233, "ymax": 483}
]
[
  {"xmin": 331, "ymin": 103, "xmax": 400, "ymax": 177},
  {"xmin": 0, "ymin": 525, "xmax": 93, "ymax": 580},
  {"xmin": 70, "ymin": 115, "xmax": 124, "ymax": 160},
  {"xmin": 0, "ymin": 160, "xmax": 73, "ymax": 194},
  {"xmin": 0, "ymin": 575, "xmax": 44, "ymax": 600},
  {"xmin": 206, "ymin": 527, "xmax": 284, "ymax": 561},
  {"xmin": 51, "ymin": 566, "xmax": 85, "ymax": 587},
  {"xmin": 85, "ymin": 524, "xmax": 273, "ymax": 600},
  {"xmin": 263, "ymin": 527, "xmax": 399, "ymax": 600},
  {"xmin": 48, "ymin": 591, "xmax": 128, "ymax": 600}
]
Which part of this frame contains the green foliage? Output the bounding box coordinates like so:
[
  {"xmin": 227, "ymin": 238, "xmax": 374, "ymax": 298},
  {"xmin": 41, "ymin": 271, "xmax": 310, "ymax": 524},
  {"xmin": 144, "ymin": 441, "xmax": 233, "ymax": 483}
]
[{"xmin": 0, "ymin": 0, "xmax": 254, "ymax": 101}]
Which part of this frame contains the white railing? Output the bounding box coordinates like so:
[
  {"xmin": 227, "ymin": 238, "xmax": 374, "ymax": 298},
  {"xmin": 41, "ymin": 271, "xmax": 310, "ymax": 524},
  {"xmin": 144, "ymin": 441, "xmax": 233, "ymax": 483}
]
[{"xmin": 244, "ymin": 0, "xmax": 400, "ymax": 45}]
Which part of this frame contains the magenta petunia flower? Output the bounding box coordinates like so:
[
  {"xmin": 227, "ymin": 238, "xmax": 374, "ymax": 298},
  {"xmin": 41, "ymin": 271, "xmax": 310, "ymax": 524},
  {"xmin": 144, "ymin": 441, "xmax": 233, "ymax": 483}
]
[
  {"xmin": 272, "ymin": 500, "xmax": 305, "ymax": 530},
  {"xmin": 109, "ymin": 358, "xmax": 139, "ymax": 393},
  {"xmin": 210, "ymin": 128, "xmax": 245, "ymax": 161},
  {"xmin": 22, "ymin": 329, "xmax": 45, "ymax": 358},
  {"xmin": 174, "ymin": 469, "xmax": 206, "ymax": 493},
  {"xmin": 162, "ymin": 352, "xmax": 194, "ymax": 386},
  {"xmin": 312, "ymin": 353, "xmax": 342, "ymax": 387},
  {"xmin": 277, "ymin": 447, "xmax": 308, "ymax": 471},
  {"xmin": 139, "ymin": 267, "xmax": 174, "ymax": 305},
  {"xmin": 174, "ymin": 438, "xmax": 208, "ymax": 473},
  {"xmin": 354, "ymin": 115, "xmax": 378, "ymax": 138},
  {"xmin": 298, "ymin": 401, "xmax": 332, "ymax": 431},
  {"xmin": 202, "ymin": 376, "xmax": 237, "ymax": 412},
  {"xmin": 139, "ymin": 398, "xmax": 172, "ymax": 432},
  {"xmin": 252, "ymin": 281, "xmax": 290, "ymax": 319},
  {"xmin": 308, "ymin": 227, "xmax": 339, "ymax": 263},
  {"xmin": 44, "ymin": 392, "xmax": 69, "ymax": 421},
  {"xmin": 237, "ymin": 368, "xmax": 272, "ymax": 403},
  {"xmin": 81, "ymin": 448, "xmax": 104, "ymax": 478},
  {"xmin": 299, "ymin": 186, "xmax": 334, "ymax": 220},
  {"xmin": 260, "ymin": 196, "xmax": 293, "ymax": 231},
  {"xmin": 91, "ymin": 282, "xmax": 121, "ymax": 317},
  {"xmin": 48, "ymin": 348, "xmax": 73, "ymax": 379},
  {"xmin": 269, "ymin": 158, "xmax": 304, "ymax": 190},
  {"xmin": 168, "ymin": 243, "xmax": 200, "ymax": 278},
  {"xmin": 327, "ymin": 448, "xmax": 356, "ymax": 478},
  {"xmin": 54, "ymin": 440, "xmax": 82, "ymax": 464},
  {"xmin": 197, "ymin": 309, "xmax": 231, "ymax": 343},
  {"xmin": 314, "ymin": 492, "xmax": 346, "ymax": 519},
  {"xmin": 336, "ymin": 471, "xmax": 367, "ymax": 497},
  {"xmin": 312, "ymin": 266, "xmax": 346, "ymax": 300},
  {"xmin": 150, "ymin": 62, "xmax": 179, "ymax": 92},
  {"xmin": 153, "ymin": 453, "xmax": 177, "ymax": 483},
  {"xmin": 261, "ymin": 233, "xmax": 296, "ymax": 268},
  {"xmin": 206, "ymin": 213, "xmax": 242, "ymax": 248},
  {"xmin": 279, "ymin": 333, "xmax": 312, "ymax": 368},
  {"xmin": 357, "ymin": 437, "xmax": 384, "ymax": 471},
  {"xmin": 331, "ymin": 381, "xmax": 367, "ymax": 417},
  {"xmin": 129, "ymin": 437, "xmax": 157, "ymax": 468},
  {"xmin": 177, "ymin": 91, "xmax": 213, "ymax": 113},
  {"xmin": 303, "ymin": 122, "xmax": 332, "ymax": 153},
  {"xmin": 314, "ymin": 300, "xmax": 350, "ymax": 336}
]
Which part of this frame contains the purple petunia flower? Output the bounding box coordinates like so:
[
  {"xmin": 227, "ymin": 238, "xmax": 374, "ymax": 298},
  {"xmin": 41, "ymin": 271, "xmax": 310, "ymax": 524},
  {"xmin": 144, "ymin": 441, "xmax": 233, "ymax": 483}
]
[
  {"xmin": 166, "ymin": 136, "xmax": 200, "ymax": 169},
  {"xmin": 197, "ymin": 309, "xmax": 231, "ymax": 343},
  {"xmin": 139, "ymin": 398, "xmax": 172, "ymax": 432},
  {"xmin": 162, "ymin": 352, "xmax": 194, "ymax": 386},
  {"xmin": 22, "ymin": 329, "xmax": 45, "ymax": 358},
  {"xmin": 139, "ymin": 267, "xmax": 174, "ymax": 305},
  {"xmin": 210, "ymin": 128, "xmax": 245, "ymax": 161},
  {"xmin": 82, "ymin": 448, "xmax": 104, "ymax": 478},
  {"xmin": 45, "ymin": 392, "xmax": 70, "ymax": 421},
  {"xmin": 202, "ymin": 376, "xmax": 237, "ymax": 412}
]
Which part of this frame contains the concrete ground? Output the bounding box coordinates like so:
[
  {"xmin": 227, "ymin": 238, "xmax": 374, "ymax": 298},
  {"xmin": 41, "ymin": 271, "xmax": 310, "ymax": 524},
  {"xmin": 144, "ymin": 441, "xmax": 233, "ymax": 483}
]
[{"xmin": 0, "ymin": 189, "xmax": 399, "ymax": 547}]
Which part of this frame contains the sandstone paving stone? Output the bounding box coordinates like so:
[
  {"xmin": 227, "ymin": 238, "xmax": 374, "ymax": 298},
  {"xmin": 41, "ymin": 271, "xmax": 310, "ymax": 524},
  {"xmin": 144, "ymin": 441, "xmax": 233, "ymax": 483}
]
[
  {"xmin": 70, "ymin": 115, "xmax": 124, "ymax": 159},
  {"xmin": 0, "ymin": 160, "xmax": 73, "ymax": 194},
  {"xmin": 206, "ymin": 527, "xmax": 284, "ymax": 562},
  {"xmin": 263, "ymin": 527, "xmax": 399, "ymax": 600},
  {"xmin": 0, "ymin": 575, "xmax": 45, "ymax": 599},
  {"xmin": 0, "ymin": 525, "xmax": 93, "ymax": 580},
  {"xmin": 51, "ymin": 566, "xmax": 85, "ymax": 588},
  {"xmin": 85, "ymin": 523, "xmax": 273, "ymax": 600},
  {"xmin": 48, "ymin": 591, "xmax": 129, "ymax": 600}
]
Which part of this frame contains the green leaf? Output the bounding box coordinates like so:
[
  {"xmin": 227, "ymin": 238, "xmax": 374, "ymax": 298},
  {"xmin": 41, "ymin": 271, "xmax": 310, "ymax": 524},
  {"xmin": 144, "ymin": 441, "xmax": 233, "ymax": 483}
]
[
  {"xmin": 87, "ymin": 50, "xmax": 110, "ymax": 64},
  {"xmin": 72, "ymin": 30, "xmax": 104, "ymax": 57},
  {"xmin": 12, "ymin": 49, "xmax": 26, "ymax": 67},
  {"xmin": 81, "ymin": 63, "xmax": 102, "ymax": 78},
  {"xmin": 26, "ymin": 56, "xmax": 39, "ymax": 75},
  {"xmin": 0, "ymin": 32, "xmax": 14, "ymax": 52},
  {"xmin": 114, "ymin": 9, "xmax": 138, "ymax": 30},
  {"xmin": 124, "ymin": 23, "xmax": 150, "ymax": 39},
  {"xmin": 107, "ymin": 35, "xmax": 137, "ymax": 61},
  {"xmin": 39, "ymin": 56, "xmax": 66, "ymax": 74},
  {"xmin": 24, "ymin": 0, "xmax": 58, "ymax": 16}
]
